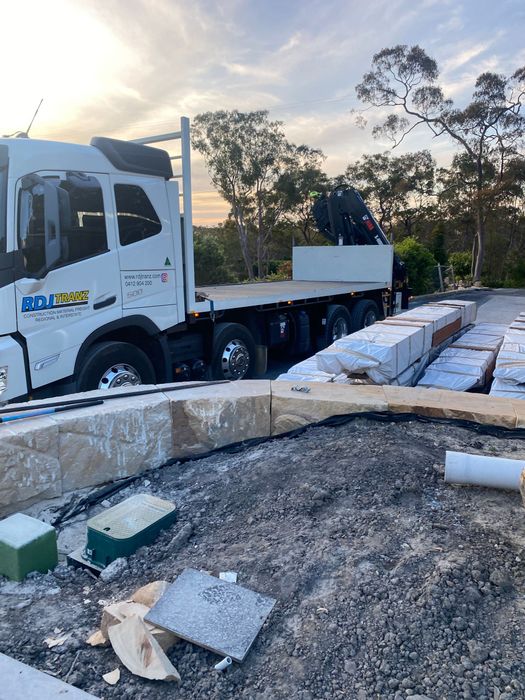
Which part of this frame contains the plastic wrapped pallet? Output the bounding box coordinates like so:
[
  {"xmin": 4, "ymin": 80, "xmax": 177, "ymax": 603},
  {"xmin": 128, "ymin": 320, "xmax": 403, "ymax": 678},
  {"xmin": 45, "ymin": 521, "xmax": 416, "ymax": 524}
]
[
  {"xmin": 449, "ymin": 325, "xmax": 506, "ymax": 352},
  {"xmin": 490, "ymin": 378, "xmax": 525, "ymax": 399},
  {"xmin": 397, "ymin": 304, "xmax": 462, "ymax": 332},
  {"xmin": 417, "ymin": 347, "xmax": 493, "ymax": 392},
  {"xmin": 489, "ymin": 315, "xmax": 525, "ymax": 397},
  {"xmin": 276, "ymin": 357, "xmax": 336, "ymax": 383},
  {"xmin": 492, "ymin": 342, "xmax": 525, "ymax": 385},
  {"xmin": 429, "ymin": 300, "xmax": 477, "ymax": 327},
  {"xmin": 315, "ymin": 323, "xmax": 431, "ymax": 381},
  {"xmin": 378, "ymin": 318, "xmax": 434, "ymax": 351}
]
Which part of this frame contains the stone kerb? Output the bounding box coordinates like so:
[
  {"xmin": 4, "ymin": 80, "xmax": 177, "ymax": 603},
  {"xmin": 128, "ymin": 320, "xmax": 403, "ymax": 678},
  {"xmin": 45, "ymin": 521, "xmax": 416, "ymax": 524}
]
[
  {"xmin": 0, "ymin": 416, "xmax": 61, "ymax": 516},
  {"xmin": 0, "ymin": 381, "xmax": 272, "ymax": 516},
  {"xmin": 270, "ymin": 381, "xmax": 388, "ymax": 435},
  {"xmin": 161, "ymin": 380, "xmax": 272, "ymax": 457}
]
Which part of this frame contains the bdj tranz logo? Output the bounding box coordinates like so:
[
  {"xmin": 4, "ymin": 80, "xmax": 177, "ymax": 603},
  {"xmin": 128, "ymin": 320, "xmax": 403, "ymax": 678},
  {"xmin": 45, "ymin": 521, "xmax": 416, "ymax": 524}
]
[{"xmin": 21, "ymin": 290, "xmax": 90, "ymax": 313}]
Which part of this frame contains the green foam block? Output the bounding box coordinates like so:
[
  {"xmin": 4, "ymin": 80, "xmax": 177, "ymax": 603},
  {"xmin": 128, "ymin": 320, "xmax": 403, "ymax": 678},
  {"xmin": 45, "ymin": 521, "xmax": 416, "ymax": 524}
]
[{"xmin": 0, "ymin": 513, "xmax": 58, "ymax": 581}]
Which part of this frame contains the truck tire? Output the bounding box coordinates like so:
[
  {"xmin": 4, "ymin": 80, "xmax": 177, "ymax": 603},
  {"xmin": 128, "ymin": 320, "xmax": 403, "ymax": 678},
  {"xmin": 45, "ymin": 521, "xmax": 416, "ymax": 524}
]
[
  {"xmin": 351, "ymin": 299, "xmax": 380, "ymax": 331},
  {"xmin": 318, "ymin": 304, "xmax": 352, "ymax": 349},
  {"xmin": 211, "ymin": 323, "xmax": 256, "ymax": 380},
  {"xmin": 76, "ymin": 341, "xmax": 156, "ymax": 392}
]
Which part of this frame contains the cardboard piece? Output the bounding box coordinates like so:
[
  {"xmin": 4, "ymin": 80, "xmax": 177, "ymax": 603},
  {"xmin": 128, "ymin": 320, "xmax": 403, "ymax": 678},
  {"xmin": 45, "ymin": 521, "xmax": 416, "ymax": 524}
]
[{"xmin": 108, "ymin": 615, "xmax": 180, "ymax": 682}]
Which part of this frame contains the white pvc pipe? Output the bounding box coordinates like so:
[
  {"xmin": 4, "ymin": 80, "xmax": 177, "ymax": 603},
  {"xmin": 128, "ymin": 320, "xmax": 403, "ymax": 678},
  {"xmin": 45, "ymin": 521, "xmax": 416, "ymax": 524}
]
[
  {"xmin": 445, "ymin": 451, "xmax": 525, "ymax": 490},
  {"xmin": 214, "ymin": 657, "xmax": 232, "ymax": 672}
]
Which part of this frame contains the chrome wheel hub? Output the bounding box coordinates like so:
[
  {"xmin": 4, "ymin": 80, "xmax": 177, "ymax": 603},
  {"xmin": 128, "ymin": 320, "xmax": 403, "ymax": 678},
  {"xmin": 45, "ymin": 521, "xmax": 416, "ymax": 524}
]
[
  {"xmin": 221, "ymin": 339, "xmax": 250, "ymax": 380},
  {"xmin": 332, "ymin": 317, "xmax": 349, "ymax": 341},
  {"xmin": 99, "ymin": 363, "xmax": 142, "ymax": 389}
]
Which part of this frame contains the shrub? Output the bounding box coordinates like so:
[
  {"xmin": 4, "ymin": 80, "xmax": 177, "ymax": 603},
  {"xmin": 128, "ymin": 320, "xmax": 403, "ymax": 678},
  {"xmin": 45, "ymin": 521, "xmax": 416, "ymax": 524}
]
[
  {"xmin": 448, "ymin": 251, "xmax": 472, "ymax": 281},
  {"xmin": 395, "ymin": 236, "xmax": 437, "ymax": 296}
]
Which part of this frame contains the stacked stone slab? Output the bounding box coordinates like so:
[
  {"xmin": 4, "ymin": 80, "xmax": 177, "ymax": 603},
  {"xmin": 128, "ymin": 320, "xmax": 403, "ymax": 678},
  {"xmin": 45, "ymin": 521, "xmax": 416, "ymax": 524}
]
[
  {"xmin": 417, "ymin": 323, "xmax": 507, "ymax": 392},
  {"xmin": 490, "ymin": 313, "xmax": 525, "ymax": 399},
  {"xmin": 0, "ymin": 381, "xmax": 271, "ymax": 517},
  {"xmin": 277, "ymin": 300, "xmax": 476, "ymax": 387}
]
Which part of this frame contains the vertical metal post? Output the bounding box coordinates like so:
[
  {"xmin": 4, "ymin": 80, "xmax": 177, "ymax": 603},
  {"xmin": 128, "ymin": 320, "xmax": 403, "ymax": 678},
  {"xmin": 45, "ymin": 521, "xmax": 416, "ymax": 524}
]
[
  {"xmin": 437, "ymin": 263, "xmax": 444, "ymax": 292},
  {"xmin": 180, "ymin": 117, "xmax": 196, "ymax": 308},
  {"xmin": 450, "ymin": 265, "xmax": 456, "ymax": 288}
]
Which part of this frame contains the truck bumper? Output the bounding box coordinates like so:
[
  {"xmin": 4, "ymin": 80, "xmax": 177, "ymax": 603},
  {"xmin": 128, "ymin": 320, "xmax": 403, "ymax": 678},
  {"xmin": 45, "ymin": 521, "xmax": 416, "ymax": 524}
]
[{"xmin": 0, "ymin": 336, "xmax": 28, "ymax": 402}]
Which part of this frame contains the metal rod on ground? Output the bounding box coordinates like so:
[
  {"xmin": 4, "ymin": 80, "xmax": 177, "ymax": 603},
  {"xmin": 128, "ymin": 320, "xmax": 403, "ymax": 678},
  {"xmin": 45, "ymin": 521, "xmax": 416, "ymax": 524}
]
[
  {"xmin": 0, "ymin": 400, "xmax": 104, "ymax": 424},
  {"xmin": 0, "ymin": 380, "xmax": 230, "ymax": 417}
]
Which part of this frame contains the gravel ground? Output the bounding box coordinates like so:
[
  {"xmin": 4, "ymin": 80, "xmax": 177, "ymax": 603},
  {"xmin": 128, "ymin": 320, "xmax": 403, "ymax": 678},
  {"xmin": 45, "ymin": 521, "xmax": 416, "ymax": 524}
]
[{"xmin": 1, "ymin": 417, "xmax": 525, "ymax": 700}]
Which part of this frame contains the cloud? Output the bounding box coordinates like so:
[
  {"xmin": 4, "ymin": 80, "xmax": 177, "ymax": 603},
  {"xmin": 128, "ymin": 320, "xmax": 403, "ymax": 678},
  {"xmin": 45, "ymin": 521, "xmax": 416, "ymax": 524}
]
[
  {"xmin": 441, "ymin": 39, "xmax": 498, "ymax": 73},
  {"xmin": 1, "ymin": 0, "xmax": 522, "ymax": 225}
]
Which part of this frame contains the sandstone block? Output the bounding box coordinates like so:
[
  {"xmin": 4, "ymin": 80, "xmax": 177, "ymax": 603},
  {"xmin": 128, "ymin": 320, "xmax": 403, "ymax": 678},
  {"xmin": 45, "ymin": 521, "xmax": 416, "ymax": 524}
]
[
  {"xmin": 271, "ymin": 381, "xmax": 388, "ymax": 435},
  {"xmin": 0, "ymin": 416, "xmax": 61, "ymax": 516},
  {"xmin": 51, "ymin": 390, "xmax": 172, "ymax": 491},
  {"xmin": 384, "ymin": 385, "xmax": 517, "ymax": 429},
  {"xmin": 166, "ymin": 380, "xmax": 271, "ymax": 457}
]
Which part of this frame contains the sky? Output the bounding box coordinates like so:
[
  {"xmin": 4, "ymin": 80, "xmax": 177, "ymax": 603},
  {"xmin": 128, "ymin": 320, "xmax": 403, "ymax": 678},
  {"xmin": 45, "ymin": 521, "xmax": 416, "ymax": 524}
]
[{"xmin": 1, "ymin": 0, "xmax": 524, "ymax": 224}]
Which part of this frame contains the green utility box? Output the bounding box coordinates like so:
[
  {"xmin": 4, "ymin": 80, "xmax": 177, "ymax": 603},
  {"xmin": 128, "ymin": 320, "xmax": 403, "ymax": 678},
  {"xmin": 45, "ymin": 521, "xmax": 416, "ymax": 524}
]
[
  {"xmin": 85, "ymin": 494, "xmax": 176, "ymax": 567},
  {"xmin": 0, "ymin": 513, "xmax": 58, "ymax": 581}
]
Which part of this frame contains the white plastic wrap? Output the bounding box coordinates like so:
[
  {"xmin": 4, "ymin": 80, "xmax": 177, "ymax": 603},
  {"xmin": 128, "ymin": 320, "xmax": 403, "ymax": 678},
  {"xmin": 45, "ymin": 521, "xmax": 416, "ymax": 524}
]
[
  {"xmin": 490, "ymin": 378, "xmax": 525, "ymax": 399},
  {"xmin": 315, "ymin": 323, "xmax": 428, "ymax": 380},
  {"xmin": 388, "ymin": 352, "xmax": 430, "ymax": 386},
  {"xmin": 450, "ymin": 325, "xmax": 505, "ymax": 352},
  {"xmin": 431, "ymin": 300, "xmax": 477, "ymax": 326},
  {"xmin": 276, "ymin": 372, "xmax": 334, "ymax": 383},
  {"xmin": 417, "ymin": 346, "xmax": 493, "ymax": 392},
  {"xmin": 287, "ymin": 357, "xmax": 335, "ymax": 379},
  {"xmin": 277, "ymin": 357, "xmax": 336, "ymax": 383},
  {"xmin": 493, "ymin": 343, "xmax": 525, "ymax": 385},
  {"xmin": 491, "ymin": 314, "xmax": 525, "ymax": 386},
  {"xmin": 397, "ymin": 304, "xmax": 462, "ymax": 331},
  {"xmin": 379, "ymin": 318, "xmax": 434, "ymax": 350}
]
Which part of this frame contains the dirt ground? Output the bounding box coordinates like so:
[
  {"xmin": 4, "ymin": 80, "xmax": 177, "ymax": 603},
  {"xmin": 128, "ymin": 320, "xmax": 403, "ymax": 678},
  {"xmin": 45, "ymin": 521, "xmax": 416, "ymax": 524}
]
[{"xmin": 2, "ymin": 416, "xmax": 525, "ymax": 700}]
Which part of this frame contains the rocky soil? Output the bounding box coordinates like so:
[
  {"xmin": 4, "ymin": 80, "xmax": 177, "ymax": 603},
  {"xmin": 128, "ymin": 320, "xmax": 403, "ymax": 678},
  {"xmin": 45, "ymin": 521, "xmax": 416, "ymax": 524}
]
[{"xmin": 1, "ymin": 416, "xmax": 525, "ymax": 699}]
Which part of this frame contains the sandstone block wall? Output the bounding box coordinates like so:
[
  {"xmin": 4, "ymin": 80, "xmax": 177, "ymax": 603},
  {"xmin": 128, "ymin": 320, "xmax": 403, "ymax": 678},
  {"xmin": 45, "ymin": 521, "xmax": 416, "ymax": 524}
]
[{"xmin": 1, "ymin": 380, "xmax": 525, "ymax": 516}]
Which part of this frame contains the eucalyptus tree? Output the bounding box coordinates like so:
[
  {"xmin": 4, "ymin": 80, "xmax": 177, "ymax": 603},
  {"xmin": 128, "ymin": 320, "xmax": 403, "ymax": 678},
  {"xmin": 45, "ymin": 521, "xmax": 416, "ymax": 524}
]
[{"xmin": 356, "ymin": 45, "xmax": 525, "ymax": 282}]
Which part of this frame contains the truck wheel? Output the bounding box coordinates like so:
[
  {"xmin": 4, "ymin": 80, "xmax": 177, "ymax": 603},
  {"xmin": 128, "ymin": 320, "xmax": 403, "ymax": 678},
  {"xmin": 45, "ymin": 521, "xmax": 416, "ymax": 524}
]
[
  {"xmin": 317, "ymin": 304, "xmax": 352, "ymax": 350},
  {"xmin": 351, "ymin": 299, "xmax": 380, "ymax": 331},
  {"xmin": 211, "ymin": 323, "xmax": 256, "ymax": 380},
  {"xmin": 76, "ymin": 341, "xmax": 156, "ymax": 392}
]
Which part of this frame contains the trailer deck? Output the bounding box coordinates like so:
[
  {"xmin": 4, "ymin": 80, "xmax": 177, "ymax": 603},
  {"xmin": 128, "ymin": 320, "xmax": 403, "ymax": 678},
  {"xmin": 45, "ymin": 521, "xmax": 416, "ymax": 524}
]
[{"xmin": 192, "ymin": 279, "xmax": 383, "ymax": 313}]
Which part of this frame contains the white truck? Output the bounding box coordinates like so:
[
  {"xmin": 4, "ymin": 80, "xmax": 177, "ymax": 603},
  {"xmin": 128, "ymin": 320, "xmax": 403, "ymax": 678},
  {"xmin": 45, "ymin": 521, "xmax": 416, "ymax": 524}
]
[{"xmin": 0, "ymin": 117, "xmax": 404, "ymax": 402}]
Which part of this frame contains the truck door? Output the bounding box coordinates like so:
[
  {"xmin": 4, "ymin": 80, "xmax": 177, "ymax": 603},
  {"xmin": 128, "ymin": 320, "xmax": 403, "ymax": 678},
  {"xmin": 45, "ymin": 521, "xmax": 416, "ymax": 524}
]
[
  {"xmin": 14, "ymin": 171, "xmax": 122, "ymax": 390},
  {"xmin": 110, "ymin": 174, "xmax": 182, "ymax": 329}
]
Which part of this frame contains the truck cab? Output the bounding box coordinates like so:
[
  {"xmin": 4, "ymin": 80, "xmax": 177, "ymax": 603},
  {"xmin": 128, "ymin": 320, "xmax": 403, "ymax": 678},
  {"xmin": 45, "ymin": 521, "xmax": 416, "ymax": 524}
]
[{"xmin": 0, "ymin": 130, "xmax": 192, "ymax": 401}]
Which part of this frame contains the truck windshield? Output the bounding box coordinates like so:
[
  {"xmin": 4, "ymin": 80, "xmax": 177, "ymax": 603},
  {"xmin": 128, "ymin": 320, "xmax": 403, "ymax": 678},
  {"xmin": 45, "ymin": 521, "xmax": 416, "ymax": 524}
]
[{"xmin": 0, "ymin": 147, "xmax": 7, "ymax": 255}]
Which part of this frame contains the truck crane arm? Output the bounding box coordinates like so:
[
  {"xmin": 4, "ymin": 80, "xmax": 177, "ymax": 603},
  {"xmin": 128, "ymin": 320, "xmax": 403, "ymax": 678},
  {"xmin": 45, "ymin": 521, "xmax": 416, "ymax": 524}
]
[{"xmin": 311, "ymin": 185, "xmax": 409, "ymax": 309}]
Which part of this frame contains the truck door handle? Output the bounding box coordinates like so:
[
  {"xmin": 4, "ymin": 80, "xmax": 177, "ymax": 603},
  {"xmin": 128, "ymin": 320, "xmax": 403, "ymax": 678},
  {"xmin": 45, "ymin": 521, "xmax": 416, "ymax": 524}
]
[{"xmin": 93, "ymin": 295, "xmax": 117, "ymax": 310}]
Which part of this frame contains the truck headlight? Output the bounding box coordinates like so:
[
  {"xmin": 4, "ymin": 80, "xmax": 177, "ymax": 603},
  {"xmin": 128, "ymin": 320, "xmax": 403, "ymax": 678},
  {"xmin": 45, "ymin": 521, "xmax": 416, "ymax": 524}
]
[{"xmin": 0, "ymin": 366, "xmax": 8, "ymax": 395}]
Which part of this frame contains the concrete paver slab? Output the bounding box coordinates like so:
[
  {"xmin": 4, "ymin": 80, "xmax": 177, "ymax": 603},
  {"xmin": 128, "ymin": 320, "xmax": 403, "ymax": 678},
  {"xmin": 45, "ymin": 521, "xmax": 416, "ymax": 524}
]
[
  {"xmin": 145, "ymin": 568, "xmax": 276, "ymax": 662},
  {"xmin": 0, "ymin": 652, "xmax": 99, "ymax": 699}
]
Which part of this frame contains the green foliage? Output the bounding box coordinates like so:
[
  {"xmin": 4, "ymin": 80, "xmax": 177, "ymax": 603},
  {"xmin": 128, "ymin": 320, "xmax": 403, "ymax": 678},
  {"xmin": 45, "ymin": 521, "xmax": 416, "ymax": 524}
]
[
  {"xmin": 508, "ymin": 259, "xmax": 525, "ymax": 288},
  {"xmin": 265, "ymin": 260, "xmax": 292, "ymax": 281},
  {"xmin": 395, "ymin": 237, "xmax": 437, "ymax": 295},
  {"xmin": 448, "ymin": 251, "xmax": 472, "ymax": 280},
  {"xmin": 193, "ymin": 229, "xmax": 238, "ymax": 285}
]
